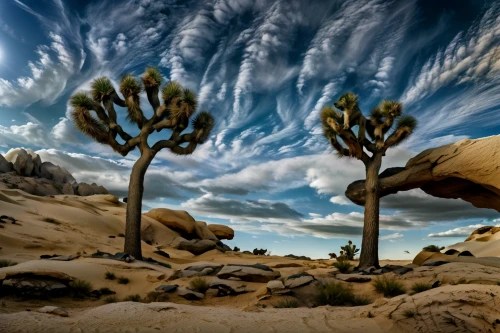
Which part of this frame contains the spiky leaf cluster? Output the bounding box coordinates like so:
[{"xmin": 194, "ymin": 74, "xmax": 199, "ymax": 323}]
[
  {"xmin": 161, "ymin": 81, "xmax": 183, "ymax": 104},
  {"xmin": 380, "ymin": 100, "xmax": 402, "ymax": 117},
  {"xmin": 120, "ymin": 75, "xmax": 142, "ymax": 97},
  {"xmin": 91, "ymin": 77, "xmax": 114, "ymax": 102},
  {"xmin": 142, "ymin": 67, "xmax": 162, "ymax": 88},
  {"xmin": 70, "ymin": 92, "xmax": 94, "ymax": 109},
  {"xmin": 120, "ymin": 75, "xmax": 143, "ymax": 124},
  {"xmin": 70, "ymin": 94, "xmax": 108, "ymax": 144},
  {"xmin": 192, "ymin": 111, "xmax": 215, "ymax": 143},
  {"xmin": 320, "ymin": 105, "xmax": 342, "ymax": 138},
  {"xmin": 334, "ymin": 92, "xmax": 358, "ymax": 110},
  {"xmin": 396, "ymin": 115, "xmax": 417, "ymax": 130},
  {"xmin": 167, "ymin": 87, "xmax": 198, "ymax": 124}
]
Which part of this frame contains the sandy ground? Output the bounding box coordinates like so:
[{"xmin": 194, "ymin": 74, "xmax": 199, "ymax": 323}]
[{"xmin": 1, "ymin": 190, "xmax": 500, "ymax": 332}]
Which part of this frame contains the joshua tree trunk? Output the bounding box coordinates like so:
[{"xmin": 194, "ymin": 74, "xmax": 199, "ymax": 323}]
[
  {"xmin": 358, "ymin": 152, "xmax": 383, "ymax": 269},
  {"xmin": 124, "ymin": 151, "xmax": 154, "ymax": 259}
]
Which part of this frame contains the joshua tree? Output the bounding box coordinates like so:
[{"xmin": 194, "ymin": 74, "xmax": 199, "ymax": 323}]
[
  {"xmin": 70, "ymin": 67, "xmax": 214, "ymax": 259},
  {"xmin": 341, "ymin": 240, "xmax": 360, "ymax": 260},
  {"xmin": 320, "ymin": 93, "xmax": 417, "ymax": 269}
]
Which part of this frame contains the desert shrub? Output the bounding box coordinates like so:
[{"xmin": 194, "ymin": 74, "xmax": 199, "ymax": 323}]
[
  {"xmin": 144, "ymin": 291, "xmax": 169, "ymax": 303},
  {"xmin": 316, "ymin": 281, "xmax": 370, "ymax": 306},
  {"xmin": 99, "ymin": 287, "xmax": 114, "ymax": 295},
  {"xmin": 422, "ymin": 245, "xmax": 445, "ymax": 253},
  {"xmin": 233, "ymin": 246, "xmax": 240, "ymax": 252},
  {"xmin": 0, "ymin": 260, "xmax": 17, "ymax": 268},
  {"xmin": 117, "ymin": 276, "xmax": 130, "ymax": 284},
  {"xmin": 105, "ymin": 271, "xmax": 116, "ymax": 280},
  {"xmin": 402, "ymin": 309, "xmax": 416, "ymax": 318},
  {"xmin": 70, "ymin": 279, "xmax": 93, "ymax": 298},
  {"xmin": 411, "ymin": 282, "xmax": 432, "ymax": 293},
  {"xmin": 333, "ymin": 260, "xmax": 351, "ymax": 273},
  {"xmin": 41, "ymin": 217, "xmax": 60, "ymax": 224},
  {"xmin": 189, "ymin": 277, "xmax": 210, "ymax": 294},
  {"xmin": 273, "ymin": 298, "xmax": 299, "ymax": 308},
  {"xmin": 373, "ymin": 275, "xmax": 406, "ymax": 297},
  {"xmin": 124, "ymin": 294, "xmax": 142, "ymax": 302},
  {"xmin": 104, "ymin": 296, "xmax": 119, "ymax": 303}
]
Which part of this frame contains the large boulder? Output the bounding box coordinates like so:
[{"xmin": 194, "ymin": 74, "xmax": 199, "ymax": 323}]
[
  {"xmin": 0, "ymin": 155, "xmax": 13, "ymax": 173},
  {"xmin": 207, "ymin": 224, "xmax": 234, "ymax": 240},
  {"xmin": 346, "ymin": 135, "xmax": 500, "ymax": 211},
  {"xmin": 170, "ymin": 237, "xmax": 217, "ymax": 255},
  {"xmin": 217, "ymin": 263, "xmax": 280, "ymax": 282},
  {"xmin": 40, "ymin": 162, "xmax": 76, "ymax": 183},
  {"xmin": 194, "ymin": 221, "xmax": 219, "ymax": 241},
  {"xmin": 76, "ymin": 183, "xmax": 95, "ymax": 196},
  {"xmin": 5, "ymin": 149, "xmax": 34, "ymax": 176},
  {"xmin": 145, "ymin": 208, "xmax": 196, "ymax": 235}
]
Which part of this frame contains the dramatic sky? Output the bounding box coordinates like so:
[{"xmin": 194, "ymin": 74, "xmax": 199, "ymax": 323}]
[{"xmin": 0, "ymin": 0, "xmax": 499, "ymax": 259}]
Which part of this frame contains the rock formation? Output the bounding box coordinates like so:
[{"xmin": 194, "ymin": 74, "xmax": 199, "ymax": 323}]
[
  {"xmin": 345, "ymin": 136, "xmax": 500, "ymax": 211},
  {"xmin": 0, "ymin": 148, "xmax": 107, "ymax": 197}
]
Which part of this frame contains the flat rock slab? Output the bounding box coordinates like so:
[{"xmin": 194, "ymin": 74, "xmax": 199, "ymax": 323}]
[
  {"xmin": 155, "ymin": 285, "xmax": 178, "ymax": 293},
  {"xmin": 284, "ymin": 273, "xmax": 315, "ymax": 288},
  {"xmin": 267, "ymin": 280, "xmax": 286, "ymax": 292},
  {"xmin": 423, "ymin": 261, "xmax": 450, "ymax": 267},
  {"xmin": 38, "ymin": 306, "xmax": 68, "ymax": 317},
  {"xmin": 271, "ymin": 263, "xmax": 303, "ymax": 268},
  {"xmin": 49, "ymin": 254, "xmax": 80, "ymax": 261},
  {"xmin": 177, "ymin": 287, "xmax": 204, "ymax": 300},
  {"xmin": 393, "ymin": 267, "xmax": 414, "ymax": 275},
  {"xmin": 218, "ymin": 265, "xmax": 280, "ymax": 283},
  {"xmin": 209, "ymin": 278, "xmax": 254, "ymax": 296},
  {"xmin": 184, "ymin": 262, "xmax": 223, "ymax": 272},
  {"xmin": 335, "ymin": 274, "xmax": 372, "ymax": 283}
]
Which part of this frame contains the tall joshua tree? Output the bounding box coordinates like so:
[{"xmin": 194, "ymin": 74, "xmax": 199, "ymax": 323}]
[
  {"xmin": 320, "ymin": 93, "xmax": 417, "ymax": 269},
  {"xmin": 70, "ymin": 67, "xmax": 215, "ymax": 260}
]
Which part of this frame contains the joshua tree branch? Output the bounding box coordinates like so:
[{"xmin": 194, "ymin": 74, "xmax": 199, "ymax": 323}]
[
  {"xmin": 363, "ymin": 138, "xmax": 377, "ymax": 154},
  {"xmin": 383, "ymin": 127, "xmax": 412, "ymax": 152},
  {"xmin": 329, "ymin": 137, "xmax": 350, "ymax": 157}
]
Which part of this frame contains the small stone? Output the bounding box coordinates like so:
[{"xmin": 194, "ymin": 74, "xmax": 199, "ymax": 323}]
[
  {"xmin": 335, "ymin": 274, "xmax": 372, "ymax": 283},
  {"xmin": 153, "ymin": 250, "xmax": 170, "ymax": 258},
  {"xmin": 284, "ymin": 273, "xmax": 315, "ymax": 288},
  {"xmin": 155, "ymin": 285, "xmax": 178, "ymax": 293},
  {"xmin": 146, "ymin": 273, "xmax": 166, "ymax": 283},
  {"xmin": 108, "ymin": 235, "xmax": 116, "ymax": 238},
  {"xmin": 38, "ymin": 306, "xmax": 68, "ymax": 317},
  {"xmin": 267, "ymin": 280, "xmax": 286, "ymax": 293},
  {"xmin": 393, "ymin": 267, "xmax": 413, "ymax": 275}
]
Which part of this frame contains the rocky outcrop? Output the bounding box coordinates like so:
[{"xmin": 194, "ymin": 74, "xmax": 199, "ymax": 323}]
[
  {"xmin": 207, "ymin": 224, "xmax": 234, "ymax": 240},
  {"xmin": 217, "ymin": 264, "xmax": 280, "ymax": 282},
  {"xmin": 346, "ymin": 136, "xmax": 500, "ymax": 211},
  {"xmin": 0, "ymin": 148, "xmax": 107, "ymax": 197},
  {"xmin": 170, "ymin": 237, "xmax": 217, "ymax": 255},
  {"xmin": 145, "ymin": 208, "xmax": 197, "ymax": 235}
]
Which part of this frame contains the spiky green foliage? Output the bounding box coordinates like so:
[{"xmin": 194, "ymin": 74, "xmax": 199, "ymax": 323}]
[
  {"xmin": 334, "ymin": 92, "xmax": 358, "ymax": 110},
  {"xmin": 189, "ymin": 277, "xmax": 210, "ymax": 294},
  {"xmin": 273, "ymin": 298, "xmax": 299, "ymax": 308},
  {"xmin": 120, "ymin": 75, "xmax": 143, "ymax": 124},
  {"xmin": 161, "ymin": 81, "xmax": 183, "ymax": 104},
  {"xmin": 91, "ymin": 77, "xmax": 114, "ymax": 102},
  {"xmin": 192, "ymin": 111, "xmax": 215, "ymax": 143},
  {"xmin": 120, "ymin": 75, "xmax": 142, "ymax": 97},
  {"xmin": 70, "ymin": 279, "xmax": 93, "ymax": 298},
  {"xmin": 411, "ymin": 282, "xmax": 432, "ymax": 293},
  {"xmin": 117, "ymin": 276, "xmax": 130, "ymax": 284},
  {"xmin": 341, "ymin": 240, "xmax": 360, "ymax": 260},
  {"xmin": 105, "ymin": 271, "xmax": 116, "ymax": 280},
  {"xmin": 0, "ymin": 259, "xmax": 17, "ymax": 268},
  {"xmin": 104, "ymin": 296, "xmax": 119, "ymax": 303},
  {"xmin": 142, "ymin": 67, "xmax": 162, "ymax": 88},
  {"xmin": 124, "ymin": 294, "xmax": 142, "ymax": 302},
  {"xmin": 396, "ymin": 115, "xmax": 418, "ymax": 130},
  {"xmin": 380, "ymin": 100, "xmax": 402, "ymax": 117},
  {"xmin": 372, "ymin": 275, "xmax": 406, "ymax": 297},
  {"xmin": 333, "ymin": 260, "xmax": 352, "ymax": 273},
  {"xmin": 316, "ymin": 281, "xmax": 371, "ymax": 306},
  {"xmin": 70, "ymin": 92, "xmax": 95, "ymax": 109},
  {"xmin": 422, "ymin": 245, "xmax": 445, "ymax": 253},
  {"xmin": 70, "ymin": 97, "xmax": 109, "ymax": 144}
]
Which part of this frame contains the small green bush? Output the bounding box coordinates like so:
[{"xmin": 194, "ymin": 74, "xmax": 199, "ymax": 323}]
[
  {"xmin": 70, "ymin": 279, "xmax": 93, "ymax": 298},
  {"xmin": 0, "ymin": 259, "xmax": 17, "ymax": 268},
  {"xmin": 99, "ymin": 287, "xmax": 114, "ymax": 295},
  {"xmin": 124, "ymin": 294, "xmax": 142, "ymax": 302},
  {"xmin": 333, "ymin": 260, "xmax": 351, "ymax": 273},
  {"xmin": 273, "ymin": 298, "xmax": 299, "ymax": 308},
  {"xmin": 117, "ymin": 276, "xmax": 130, "ymax": 284},
  {"xmin": 105, "ymin": 271, "xmax": 116, "ymax": 280},
  {"xmin": 422, "ymin": 245, "xmax": 444, "ymax": 253},
  {"xmin": 411, "ymin": 282, "xmax": 431, "ymax": 294},
  {"xmin": 402, "ymin": 309, "xmax": 416, "ymax": 318},
  {"xmin": 372, "ymin": 275, "xmax": 406, "ymax": 297},
  {"xmin": 104, "ymin": 296, "xmax": 119, "ymax": 303},
  {"xmin": 189, "ymin": 277, "xmax": 210, "ymax": 294},
  {"xmin": 41, "ymin": 217, "xmax": 60, "ymax": 224},
  {"xmin": 316, "ymin": 281, "xmax": 370, "ymax": 306}
]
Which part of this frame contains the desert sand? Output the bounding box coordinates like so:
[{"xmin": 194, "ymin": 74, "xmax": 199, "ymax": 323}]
[{"xmin": 1, "ymin": 190, "xmax": 500, "ymax": 333}]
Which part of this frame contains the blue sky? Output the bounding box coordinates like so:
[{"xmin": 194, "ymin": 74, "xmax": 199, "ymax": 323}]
[{"xmin": 0, "ymin": 0, "xmax": 499, "ymax": 259}]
